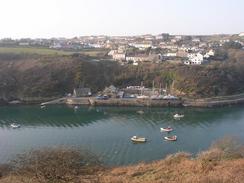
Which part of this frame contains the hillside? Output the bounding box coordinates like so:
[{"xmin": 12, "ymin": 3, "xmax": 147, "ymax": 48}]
[{"xmin": 0, "ymin": 49, "xmax": 244, "ymax": 101}]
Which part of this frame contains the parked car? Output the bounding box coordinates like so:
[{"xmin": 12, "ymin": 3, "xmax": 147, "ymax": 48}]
[{"xmin": 96, "ymin": 95, "xmax": 109, "ymax": 100}]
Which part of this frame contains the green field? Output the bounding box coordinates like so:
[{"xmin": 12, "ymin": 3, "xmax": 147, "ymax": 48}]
[{"xmin": 0, "ymin": 47, "xmax": 109, "ymax": 57}]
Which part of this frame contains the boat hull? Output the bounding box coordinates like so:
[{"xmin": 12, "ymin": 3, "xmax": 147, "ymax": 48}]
[
  {"xmin": 164, "ymin": 136, "xmax": 177, "ymax": 141},
  {"xmin": 131, "ymin": 137, "xmax": 147, "ymax": 143},
  {"xmin": 160, "ymin": 128, "xmax": 173, "ymax": 132}
]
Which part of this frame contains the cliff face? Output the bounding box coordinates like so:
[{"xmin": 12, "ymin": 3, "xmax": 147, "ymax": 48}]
[{"xmin": 0, "ymin": 49, "xmax": 244, "ymax": 101}]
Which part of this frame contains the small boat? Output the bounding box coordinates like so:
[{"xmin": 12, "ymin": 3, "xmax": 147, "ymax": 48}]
[
  {"xmin": 74, "ymin": 106, "xmax": 79, "ymax": 110},
  {"xmin": 173, "ymin": 114, "xmax": 184, "ymax": 119},
  {"xmin": 164, "ymin": 135, "xmax": 177, "ymax": 141},
  {"xmin": 160, "ymin": 127, "xmax": 173, "ymax": 132},
  {"xmin": 136, "ymin": 110, "xmax": 144, "ymax": 115},
  {"xmin": 10, "ymin": 123, "xmax": 21, "ymax": 129},
  {"xmin": 40, "ymin": 105, "xmax": 46, "ymax": 109},
  {"xmin": 131, "ymin": 136, "xmax": 147, "ymax": 143}
]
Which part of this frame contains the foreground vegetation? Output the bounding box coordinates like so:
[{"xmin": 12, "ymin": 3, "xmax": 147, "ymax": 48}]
[{"xmin": 0, "ymin": 137, "xmax": 243, "ymax": 183}]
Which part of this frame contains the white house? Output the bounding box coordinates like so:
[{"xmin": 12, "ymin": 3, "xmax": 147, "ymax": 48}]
[
  {"xmin": 126, "ymin": 55, "xmax": 148, "ymax": 62},
  {"xmin": 174, "ymin": 35, "xmax": 182, "ymax": 40},
  {"xmin": 239, "ymin": 32, "xmax": 244, "ymax": 37},
  {"xmin": 133, "ymin": 62, "xmax": 139, "ymax": 66},
  {"xmin": 113, "ymin": 53, "xmax": 126, "ymax": 61},
  {"xmin": 163, "ymin": 52, "xmax": 177, "ymax": 57},
  {"xmin": 108, "ymin": 50, "xmax": 116, "ymax": 56},
  {"xmin": 19, "ymin": 42, "xmax": 30, "ymax": 46},
  {"xmin": 184, "ymin": 53, "xmax": 204, "ymax": 65},
  {"xmin": 49, "ymin": 43, "xmax": 62, "ymax": 49},
  {"xmin": 192, "ymin": 38, "xmax": 201, "ymax": 42},
  {"xmin": 204, "ymin": 49, "xmax": 215, "ymax": 58},
  {"xmin": 129, "ymin": 43, "xmax": 152, "ymax": 49}
]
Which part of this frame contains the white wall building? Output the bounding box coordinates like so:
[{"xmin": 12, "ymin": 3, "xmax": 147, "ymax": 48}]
[
  {"xmin": 113, "ymin": 53, "xmax": 126, "ymax": 60},
  {"xmin": 108, "ymin": 50, "xmax": 116, "ymax": 56},
  {"xmin": 239, "ymin": 32, "xmax": 244, "ymax": 37},
  {"xmin": 204, "ymin": 49, "xmax": 215, "ymax": 58},
  {"xmin": 163, "ymin": 52, "xmax": 177, "ymax": 57},
  {"xmin": 126, "ymin": 56, "xmax": 148, "ymax": 62},
  {"xmin": 184, "ymin": 53, "xmax": 204, "ymax": 65},
  {"xmin": 129, "ymin": 43, "xmax": 152, "ymax": 49}
]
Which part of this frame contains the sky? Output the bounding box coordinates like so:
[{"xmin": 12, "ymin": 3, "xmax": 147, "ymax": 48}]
[{"xmin": 0, "ymin": 0, "xmax": 243, "ymax": 38}]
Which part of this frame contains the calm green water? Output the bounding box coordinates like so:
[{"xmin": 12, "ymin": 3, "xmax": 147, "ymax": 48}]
[{"xmin": 0, "ymin": 105, "xmax": 244, "ymax": 165}]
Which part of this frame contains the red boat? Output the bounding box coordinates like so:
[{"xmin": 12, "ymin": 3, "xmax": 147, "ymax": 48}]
[
  {"xmin": 160, "ymin": 127, "xmax": 173, "ymax": 132},
  {"xmin": 164, "ymin": 135, "xmax": 177, "ymax": 141}
]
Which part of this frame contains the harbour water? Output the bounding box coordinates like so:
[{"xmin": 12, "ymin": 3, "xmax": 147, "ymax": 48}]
[{"xmin": 0, "ymin": 105, "xmax": 244, "ymax": 166}]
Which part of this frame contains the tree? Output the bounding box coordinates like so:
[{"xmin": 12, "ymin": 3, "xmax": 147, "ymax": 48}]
[{"xmin": 223, "ymin": 41, "xmax": 242, "ymax": 49}]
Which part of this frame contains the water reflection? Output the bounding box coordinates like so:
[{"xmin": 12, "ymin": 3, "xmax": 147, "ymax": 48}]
[
  {"xmin": 0, "ymin": 105, "xmax": 244, "ymax": 165},
  {"xmin": 0, "ymin": 105, "xmax": 109, "ymax": 128}
]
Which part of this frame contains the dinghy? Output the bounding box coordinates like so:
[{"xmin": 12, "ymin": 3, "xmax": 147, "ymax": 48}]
[
  {"xmin": 173, "ymin": 114, "xmax": 184, "ymax": 119},
  {"xmin": 10, "ymin": 123, "xmax": 21, "ymax": 129},
  {"xmin": 160, "ymin": 127, "xmax": 173, "ymax": 132},
  {"xmin": 164, "ymin": 135, "xmax": 177, "ymax": 141},
  {"xmin": 131, "ymin": 136, "xmax": 147, "ymax": 143}
]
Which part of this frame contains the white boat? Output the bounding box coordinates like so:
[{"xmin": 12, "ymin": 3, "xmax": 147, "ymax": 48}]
[
  {"xmin": 40, "ymin": 105, "xmax": 46, "ymax": 109},
  {"xmin": 74, "ymin": 106, "xmax": 79, "ymax": 110},
  {"xmin": 136, "ymin": 110, "xmax": 144, "ymax": 115},
  {"xmin": 164, "ymin": 135, "xmax": 177, "ymax": 141},
  {"xmin": 10, "ymin": 123, "xmax": 21, "ymax": 129},
  {"xmin": 131, "ymin": 136, "xmax": 147, "ymax": 143},
  {"xmin": 160, "ymin": 127, "xmax": 173, "ymax": 132},
  {"xmin": 173, "ymin": 114, "xmax": 184, "ymax": 119}
]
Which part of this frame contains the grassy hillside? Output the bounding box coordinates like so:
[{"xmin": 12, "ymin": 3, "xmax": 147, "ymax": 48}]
[
  {"xmin": 0, "ymin": 47, "xmax": 71, "ymax": 55},
  {"xmin": 0, "ymin": 47, "xmax": 109, "ymax": 57},
  {"xmin": 0, "ymin": 48, "xmax": 244, "ymax": 101}
]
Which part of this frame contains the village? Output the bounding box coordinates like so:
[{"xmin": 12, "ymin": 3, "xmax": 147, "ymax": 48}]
[
  {"xmin": 0, "ymin": 33, "xmax": 244, "ymax": 66},
  {"xmin": 40, "ymin": 83, "xmax": 183, "ymax": 107}
]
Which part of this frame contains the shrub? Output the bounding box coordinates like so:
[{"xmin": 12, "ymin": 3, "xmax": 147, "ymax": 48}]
[{"xmin": 10, "ymin": 147, "xmax": 103, "ymax": 183}]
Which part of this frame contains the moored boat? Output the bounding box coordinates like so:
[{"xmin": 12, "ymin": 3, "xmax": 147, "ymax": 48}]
[
  {"xmin": 160, "ymin": 127, "xmax": 173, "ymax": 132},
  {"xmin": 10, "ymin": 123, "xmax": 21, "ymax": 129},
  {"xmin": 173, "ymin": 114, "xmax": 184, "ymax": 119},
  {"xmin": 136, "ymin": 110, "xmax": 144, "ymax": 115},
  {"xmin": 131, "ymin": 136, "xmax": 147, "ymax": 143},
  {"xmin": 164, "ymin": 135, "xmax": 177, "ymax": 141}
]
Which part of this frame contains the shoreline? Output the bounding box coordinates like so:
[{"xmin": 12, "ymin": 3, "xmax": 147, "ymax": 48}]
[{"xmin": 2, "ymin": 93, "xmax": 244, "ymax": 108}]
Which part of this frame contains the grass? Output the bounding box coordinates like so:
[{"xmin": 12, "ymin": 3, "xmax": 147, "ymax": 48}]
[
  {"xmin": 0, "ymin": 47, "xmax": 109, "ymax": 57},
  {"xmin": 0, "ymin": 47, "xmax": 71, "ymax": 55}
]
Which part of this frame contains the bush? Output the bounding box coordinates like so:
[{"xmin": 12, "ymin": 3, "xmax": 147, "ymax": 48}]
[{"xmin": 10, "ymin": 147, "xmax": 103, "ymax": 183}]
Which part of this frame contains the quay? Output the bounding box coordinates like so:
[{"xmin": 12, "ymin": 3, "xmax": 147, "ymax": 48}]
[
  {"xmin": 40, "ymin": 93, "xmax": 244, "ymax": 108},
  {"xmin": 41, "ymin": 97, "xmax": 183, "ymax": 107}
]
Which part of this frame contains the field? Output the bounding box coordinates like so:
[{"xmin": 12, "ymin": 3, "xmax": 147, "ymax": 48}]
[{"xmin": 0, "ymin": 46, "xmax": 109, "ymax": 57}]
